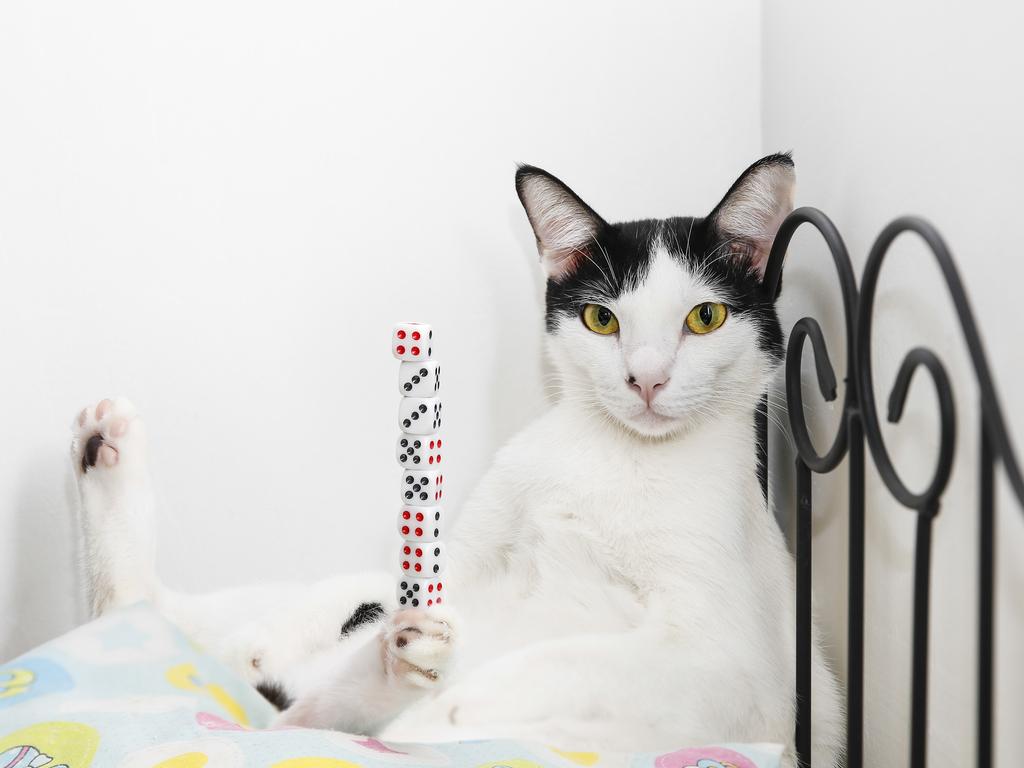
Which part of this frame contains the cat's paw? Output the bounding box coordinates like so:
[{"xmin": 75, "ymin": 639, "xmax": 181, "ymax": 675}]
[
  {"xmin": 71, "ymin": 397, "xmax": 146, "ymax": 480},
  {"xmin": 383, "ymin": 607, "xmax": 457, "ymax": 689},
  {"xmin": 217, "ymin": 625, "xmax": 275, "ymax": 685}
]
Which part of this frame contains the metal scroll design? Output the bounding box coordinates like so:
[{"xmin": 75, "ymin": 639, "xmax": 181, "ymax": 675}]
[{"xmin": 761, "ymin": 209, "xmax": 1023, "ymax": 768}]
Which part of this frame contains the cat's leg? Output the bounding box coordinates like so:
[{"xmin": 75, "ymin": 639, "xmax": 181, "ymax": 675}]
[
  {"xmin": 382, "ymin": 627, "xmax": 794, "ymax": 753},
  {"xmin": 380, "ymin": 629, "xmax": 658, "ymax": 746},
  {"xmin": 69, "ymin": 397, "xmax": 309, "ymax": 639},
  {"xmin": 72, "ymin": 397, "xmax": 159, "ymax": 615},
  {"xmin": 385, "ymin": 628, "xmax": 840, "ymax": 767},
  {"xmin": 273, "ymin": 606, "xmax": 458, "ymax": 734},
  {"xmin": 71, "ymin": 396, "xmax": 415, "ymax": 710},
  {"xmin": 204, "ymin": 571, "xmax": 396, "ymax": 686}
]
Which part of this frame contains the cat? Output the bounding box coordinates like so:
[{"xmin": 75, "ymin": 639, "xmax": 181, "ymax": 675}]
[{"xmin": 71, "ymin": 153, "xmax": 842, "ymax": 766}]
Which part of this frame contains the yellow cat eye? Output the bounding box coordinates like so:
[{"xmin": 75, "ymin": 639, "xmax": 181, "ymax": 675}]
[
  {"xmin": 581, "ymin": 303, "xmax": 620, "ymax": 335},
  {"xmin": 685, "ymin": 302, "xmax": 728, "ymax": 334}
]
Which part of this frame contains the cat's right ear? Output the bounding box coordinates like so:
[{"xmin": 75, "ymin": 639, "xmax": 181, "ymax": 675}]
[{"xmin": 515, "ymin": 165, "xmax": 607, "ymax": 281}]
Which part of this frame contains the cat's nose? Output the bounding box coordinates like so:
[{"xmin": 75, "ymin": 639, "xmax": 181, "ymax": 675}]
[{"xmin": 626, "ymin": 372, "xmax": 668, "ymax": 405}]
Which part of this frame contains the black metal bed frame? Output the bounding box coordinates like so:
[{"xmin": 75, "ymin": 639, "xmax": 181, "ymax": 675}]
[{"xmin": 757, "ymin": 208, "xmax": 1024, "ymax": 768}]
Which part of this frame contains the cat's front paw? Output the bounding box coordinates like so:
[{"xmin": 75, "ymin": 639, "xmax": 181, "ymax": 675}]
[
  {"xmin": 71, "ymin": 397, "xmax": 146, "ymax": 479},
  {"xmin": 383, "ymin": 607, "xmax": 457, "ymax": 689}
]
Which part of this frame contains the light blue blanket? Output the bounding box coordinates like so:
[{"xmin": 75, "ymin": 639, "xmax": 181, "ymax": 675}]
[{"xmin": 0, "ymin": 604, "xmax": 783, "ymax": 767}]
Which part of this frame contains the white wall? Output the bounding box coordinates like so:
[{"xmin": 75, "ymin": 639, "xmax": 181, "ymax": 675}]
[
  {"xmin": 11, "ymin": 5, "xmax": 1017, "ymax": 760},
  {"xmin": 763, "ymin": 2, "xmax": 1024, "ymax": 764},
  {"xmin": 0, "ymin": 1, "xmax": 764, "ymax": 658}
]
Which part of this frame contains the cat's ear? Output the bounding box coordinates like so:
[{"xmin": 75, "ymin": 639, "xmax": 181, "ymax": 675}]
[
  {"xmin": 707, "ymin": 152, "xmax": 795, "ymax": 280},
  {"xmin": 515, "ymin": 165, "xmax": 607, "ymax": 281}
]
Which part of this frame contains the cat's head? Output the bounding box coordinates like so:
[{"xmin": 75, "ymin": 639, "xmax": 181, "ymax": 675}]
[{"xmin": 516, "ymin": 154, "xmax": 792, "ymax": 439}]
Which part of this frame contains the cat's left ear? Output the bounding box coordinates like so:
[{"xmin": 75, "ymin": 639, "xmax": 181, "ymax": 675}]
[{"xmin": 707, "ymin": 152, "xmax": 795, "ymax": 280}]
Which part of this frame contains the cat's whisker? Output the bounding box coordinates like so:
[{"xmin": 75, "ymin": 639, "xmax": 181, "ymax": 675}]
[
  {"xmin": 698, "ymin": 237, "xmax": 745, "ymax": 277},
  {"xmin": 573, "ymin": 244, "xmax": 617, "ymax": 296},
  {"xmin": 590, "ymin": 234, "xmax": 619, "ymax": 292}
]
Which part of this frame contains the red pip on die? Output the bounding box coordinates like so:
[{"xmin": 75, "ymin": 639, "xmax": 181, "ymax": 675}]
[
  {"xmin": 397, "ymin": 505, "xmax": 442, "ymax": 542},
  {"xmin": 400, "ymin": 541, "xmax": 446, "ymax": 577}
]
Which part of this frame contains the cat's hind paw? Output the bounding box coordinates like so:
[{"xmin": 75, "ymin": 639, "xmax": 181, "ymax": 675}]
[
  {"xmin": 384, "ymin": 607, "xmax": 457, "ymax": 689},
  {"xmin": 71, "ymin": 397, "xmax": 146, "ymax": 478},
  {"xmin": 71, "ymin": 397, "xmax": 156, "ymax": 616}
]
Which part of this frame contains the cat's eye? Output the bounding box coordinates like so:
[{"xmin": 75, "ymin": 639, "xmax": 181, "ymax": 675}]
[
  {"xmin": 581, "ymin": 303, "xmax": 619, "ymax": 335},
  {"xmin": 685, "ymin": 302, "xmax": 728, "ymax": 334}
]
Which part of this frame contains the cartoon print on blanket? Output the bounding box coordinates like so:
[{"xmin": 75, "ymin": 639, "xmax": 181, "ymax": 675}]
[
  {"xmin": 270, "ymin": 760, "xmax": 362, "ymax": 768},
  {"xmin": 116, "ymin": 736, "xmax": 245, "ymax": 768},
  {"xmin": 0, "ymin": 659, "xmax": 74, "ymax": 709},
  {"xmin": 654, "ymin": 745, "xmax": 758, "ymax": 768},
  {"xmin": 165, "ymin": 662, "xmax": 249, "ymax": 726},
  {"xmin": 548, "ymin": 748, "xmax": 599, "ymax": 766},
  {"xmin": 0, "ymin": 722, "xmax": 100, "ymax": 768},
  {"xmin": 324, "ymin": 734, "xmax": 450, "ymax": 765},
  {"xmin": 0, "ymin": 745, "xmax": 65, "ymax": 768},
  {"xmin": 52, "ymin": 611, "xmax": 179, "ymax": 666}
]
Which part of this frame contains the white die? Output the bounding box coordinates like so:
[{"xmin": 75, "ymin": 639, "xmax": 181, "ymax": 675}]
[
  {"xmin": 399, "ymin": 360, "xmax": 441, "ymax": 396},
  {"xmin": 396, "ymin": 576, "xmax": 446, "ymax": 608},
  {"xmin": 392, "ymin": 322, "xmax": 433, "ymax": 361},
  {"xmin": 400, "ymin": 541, "xmax": 446, "ymax": 578},
  {"xmin": 401, "ymin": 469, "xmax": 443, "ymax": 505},
  {"xmin": 396, "ymin": 434, "xmax": 443, "ymax": 468},
  {"xmin": 397, "ymin": 505, "xmax": 443, "ymax": 541},
  {"xmin": 399, "ymin": 397, "xmax": 442, "ymax": 435}
]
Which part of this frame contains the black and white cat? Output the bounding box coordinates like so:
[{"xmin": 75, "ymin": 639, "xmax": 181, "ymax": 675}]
[{"xmin": 71, "ymin": 154, "xmax": 842, "ymax": 766}]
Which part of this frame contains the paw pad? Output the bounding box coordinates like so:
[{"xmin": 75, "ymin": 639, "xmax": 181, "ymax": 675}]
[
  {"xmin": 95, "ymin": 398, "xmax": 112, "ymax": 420},
  {"xmin": 73, "ymin": 397, "xmax": 140, "ymax": 475}
]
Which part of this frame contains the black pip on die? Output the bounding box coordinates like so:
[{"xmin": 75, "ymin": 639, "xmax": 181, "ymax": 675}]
[
  {"xmin": 399, "ymin": 397, "xmax": 442, "ymax": 435},
  {"xmin": 396, "ymin": 435, "xmax": 442, "ymax": 468},
  {"xmin": 392, "ymin": 322, "xmax": 446, "ymax": 609},
  {"xmin": 402, "ymin": 470, "xmax": 443, "ymax": 504},
  {"xmin": 399, "ymin": 361, "xmax": 441, "ymax": 396},
  {"xmin": 397, "ymin": 577, "xmax": 444, "ymax": 609}
]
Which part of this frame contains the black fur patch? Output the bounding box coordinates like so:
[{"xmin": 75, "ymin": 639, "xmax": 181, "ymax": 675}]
[
  {"xmin": 517, "ymin": 157, "xmax": 792, "ymax": 502},
  {"xmin": 515, "ymin": 162, "xmax": 787, "ymax": 363},
  {"xmin": 340, "ymin": 601, "xmax": 385, "ymax": 637},
  {"xmin": 255, "ymin": 680, "xmax": 293, "ymax": 711},
  {"xmin": 539, "ymin": 213, "xmax": 783, "ymax": 361},
  {"xmin": 82, "ymin": 434, "xmax": 104, "ymax": 472}
]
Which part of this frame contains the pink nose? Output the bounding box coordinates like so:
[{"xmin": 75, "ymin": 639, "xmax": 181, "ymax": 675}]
[{"xmin": 627, "ymin": 373, "xmax": 668, "ymax": 405}]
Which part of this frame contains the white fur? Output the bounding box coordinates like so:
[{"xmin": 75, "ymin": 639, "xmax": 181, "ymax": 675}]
[
  {"xmin": 70, "ymin": 162, "xmax": 842, "ymax": 767},
  {"xmin": 71, "ymin": 398, "xmax": 446, "ymax": 733},
  {"xmin": 377, "ymin": 248, "xmax": 843, "ymax": 763},
  {"xmin": 549, "ymin": 248, "xmax": 779, "ymax": 439}
]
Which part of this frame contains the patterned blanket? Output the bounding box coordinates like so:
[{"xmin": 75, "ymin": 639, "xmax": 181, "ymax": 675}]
[{"xmin": 0, "ymin": 604, "xmax": 784, "ymax": 768}]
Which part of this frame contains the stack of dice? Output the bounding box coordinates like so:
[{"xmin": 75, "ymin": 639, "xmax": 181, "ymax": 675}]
[{"xmin": 392, "ymin": 321, "xmax": 446, "ymax": 609}]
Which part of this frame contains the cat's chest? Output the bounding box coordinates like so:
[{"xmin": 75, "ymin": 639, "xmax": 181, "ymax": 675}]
[
  {"xmin": 453, "ymin": 408, "xmax": 761, "ymax": 663},
  {"xmin": 510, "ymin": 439, "xmax": 737, "ymax": 598},
  {"xmin": 525, "ymin": 474, "xmax": 687, "ymax": 578},
  {"xmin": 503, "ymin": 466, "xmax": 688, "ymax": 610},
  {"xmin": 459, "ymin": 484, "xmax": 656, "ymax": 656}
]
